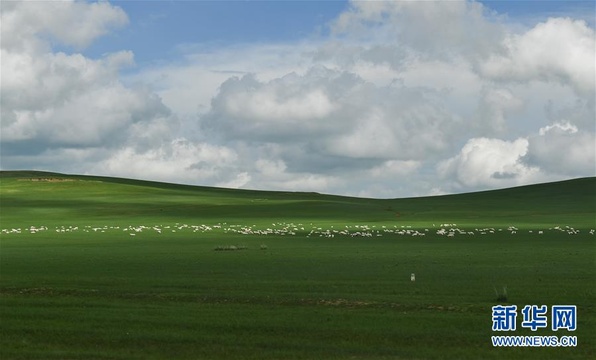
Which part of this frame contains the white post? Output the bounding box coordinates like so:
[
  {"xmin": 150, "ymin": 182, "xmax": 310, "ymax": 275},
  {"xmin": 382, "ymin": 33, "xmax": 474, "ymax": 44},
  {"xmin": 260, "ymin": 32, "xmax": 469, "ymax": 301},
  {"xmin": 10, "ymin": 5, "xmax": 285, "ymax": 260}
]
[{"xmin": 411, "ymin": 273, "xmax": 416, "ymax": 282}]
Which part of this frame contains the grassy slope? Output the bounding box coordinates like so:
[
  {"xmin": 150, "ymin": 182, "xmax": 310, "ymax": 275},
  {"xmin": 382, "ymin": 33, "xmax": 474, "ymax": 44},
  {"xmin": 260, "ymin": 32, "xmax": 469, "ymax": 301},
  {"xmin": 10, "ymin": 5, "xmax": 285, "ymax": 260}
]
[
  {"xmin": 0, "ymin": 171, "xmax": 595, "ymax": 360},
  {"xmin": 1, "ymin": 170, "xmax": 594, "ymax": 227}
]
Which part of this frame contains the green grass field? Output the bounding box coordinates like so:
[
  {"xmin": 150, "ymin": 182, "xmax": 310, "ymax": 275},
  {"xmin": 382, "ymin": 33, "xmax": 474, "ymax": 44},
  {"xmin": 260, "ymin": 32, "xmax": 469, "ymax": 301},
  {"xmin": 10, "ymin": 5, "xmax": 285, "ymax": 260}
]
[{"xmin": 1, "ymin": 171, "xmax": 594, "ymax": 359}]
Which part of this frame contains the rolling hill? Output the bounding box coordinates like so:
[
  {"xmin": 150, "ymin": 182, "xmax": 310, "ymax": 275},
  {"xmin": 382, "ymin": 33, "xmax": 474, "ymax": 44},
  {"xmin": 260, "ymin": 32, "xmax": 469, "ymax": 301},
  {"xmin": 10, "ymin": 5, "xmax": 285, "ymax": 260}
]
[
  {"xmin": 1, "ymin": 170, "xmax": 594, "ymax": 359},
  {"xmin": 1, "ymin": 170, "xmax": 594, "ymax": 229}
]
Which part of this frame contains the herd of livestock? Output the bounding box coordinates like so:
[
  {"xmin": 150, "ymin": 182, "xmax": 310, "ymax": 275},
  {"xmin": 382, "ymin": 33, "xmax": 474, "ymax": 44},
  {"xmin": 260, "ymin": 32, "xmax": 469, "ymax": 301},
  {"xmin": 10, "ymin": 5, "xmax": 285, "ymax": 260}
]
[{"xmin": 1, "ymin": 222, "xmax": 593, "ymax": 238}]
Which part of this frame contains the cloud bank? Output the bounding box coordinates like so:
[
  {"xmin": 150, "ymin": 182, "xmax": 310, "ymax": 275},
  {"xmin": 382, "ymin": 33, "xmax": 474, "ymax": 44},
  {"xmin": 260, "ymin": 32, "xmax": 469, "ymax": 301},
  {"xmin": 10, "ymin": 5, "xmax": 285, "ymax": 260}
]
[{"xmin": 1, "ymin": 0, "xmax": 594, "ymax": 197}]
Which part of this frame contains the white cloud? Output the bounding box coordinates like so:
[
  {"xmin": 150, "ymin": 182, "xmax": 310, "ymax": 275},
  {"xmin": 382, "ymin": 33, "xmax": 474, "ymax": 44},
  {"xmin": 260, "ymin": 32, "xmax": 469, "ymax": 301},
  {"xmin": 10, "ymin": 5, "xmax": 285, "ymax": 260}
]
[
  {"xmin": 127, "ymin": 42, "xmax": 316, "ymax": 117},
  {"xmin": 0, "ymin": 1, "xmax": 128, "ymax": 53},
  {"xmin": 539, "ymin": 122, "xmax": 578, "ymax": 136},
  {"xmin": 369, "ymin": 160, "xmax": 421, "ymax": 179},
  {"xmin": 206, "ymin": 67, "xmax": 462, "ymax": 163},
  {"xmin": 332, "ymin": 0, "xmax": 504, "ymax": 59},
  {"xmin": 271, "ymin": 173, "xmax": 339, "ymax": 193},
  {"xmin": 218, "ymin": 172, "xmax": 251, "ymax": 189},
  {"xmin": 205, "ymin": 68, "xmax": 359, "ymax": 141},
  {"xmin": 2, "ymin": 50, "xmax": 134, "ymax": 114},
  {"xmin": 90, "ymin": 139, "xmax": 242, "ymax": 186},
  {"xmin": 475, "ymin": 87, "xmax": 525, "ymax": 133},
  {"xmin": 481, "ymin": 17, "xmax": 595, "ymax": 96},
  {"xmin": 220, "ymin": 157, "xmax": 343, "ymax": 193},
  {"xmin": 255, "ymin": 159, "xmax": 288, "ymax": 177},
  {"xmin": 437, "ymin": 137, "xmax": 545, "ymax": 190},
  {"xmin": 251, "ymin": 172, "xmax": 340, "ymax": 193},
  {"xmin": 1, "ymin": 52, "xmax": 170, "ymax": 147},
  {"xmin": 437, "ymin": 122, "xmax": 595, "ymax": 194},
  {"xmin": 0, "ymin": 1, "xmax": 174, "ymax": 155},
  {"xmin": 1, "ymin": 1, "xmax": 593, "ymax": 197},
  {"xmin": 222, "ymin": 80, "xmax": 335, "ymax": 122},
  {"xmin": 524, "ymin": 122, "xmax": 596, "ymax": 176}
]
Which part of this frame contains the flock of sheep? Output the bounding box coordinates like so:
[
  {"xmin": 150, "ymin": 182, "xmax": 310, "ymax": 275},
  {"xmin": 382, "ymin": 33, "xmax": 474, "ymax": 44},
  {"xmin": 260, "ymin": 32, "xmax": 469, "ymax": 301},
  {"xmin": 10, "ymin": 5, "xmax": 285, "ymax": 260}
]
[{"xmin": 1, "ymin": 222, "xmax": 593, "ymax": 238}]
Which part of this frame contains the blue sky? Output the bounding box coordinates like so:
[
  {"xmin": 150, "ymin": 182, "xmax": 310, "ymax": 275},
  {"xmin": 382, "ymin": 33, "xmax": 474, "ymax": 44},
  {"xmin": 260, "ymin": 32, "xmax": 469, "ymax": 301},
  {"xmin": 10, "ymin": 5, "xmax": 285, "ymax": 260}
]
[
  {"xmin": 483, "ymin": 0, "xmax": 595, "ymax": 24},
  {"xmin": 85, "ymin": 1, "xmax": 348, "ymax": 65},
  {"xmin": 2, "ymin": 0, "xmax": 595, "ymax": 197},
  {"xmin": 83, "ymin": 1, "xmax": 595, "ymax": 65}
]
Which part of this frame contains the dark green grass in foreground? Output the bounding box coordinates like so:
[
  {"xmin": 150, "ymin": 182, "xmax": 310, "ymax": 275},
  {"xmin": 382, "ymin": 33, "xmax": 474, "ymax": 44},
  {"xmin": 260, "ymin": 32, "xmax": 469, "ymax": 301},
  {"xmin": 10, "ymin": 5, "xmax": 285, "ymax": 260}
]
[{"xmin": 0, "ymin": 171, "xmax": 595, "ymax": 359}]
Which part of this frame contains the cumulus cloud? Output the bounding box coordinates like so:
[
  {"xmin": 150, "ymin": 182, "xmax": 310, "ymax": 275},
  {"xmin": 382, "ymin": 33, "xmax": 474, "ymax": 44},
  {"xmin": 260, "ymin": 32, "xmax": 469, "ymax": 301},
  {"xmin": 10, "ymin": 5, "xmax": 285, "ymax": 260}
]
[
  {"xmin": 437, "ymin": 137, "xmax": 544, "ymax": 190},
  {"xmin": 2, "ymin": 74, "xmax": 170, "ymax": 148},
  {"xmin": 89, "ymin": 139, "xmax": 244, "ymax": 186},
  {"xmin": 238, "ymin": 157, "xmax": 340, "ymax": 193},
  {"xmin": 205, "ymin": 68, "xmax": 353, "ymax": 141},
  {"xmin": 128, "ymin": 42, "xmax": 316, "ymax": 117},
  {"xmin": 481, "ymin": 17, "xmax": 595, "ymax": 96},
  {"xmin": 332, "ymin": 0, "xmax": 504, "ymax": 60},
  {"xmin": 1, "ymin": 0, "xmax": 177, "ymax": 173},
  {"xmin": 1, "ymin": 0, "xmax": 594, "ymax": 197},
  {"xmin": 369, "ymin": 160, "xmax": 421, "ymax": 178},
  {"xmin": 524, "ymin": 122, "xmax": 596, "ymax": 176},
  {"xmin": 0, "ymin": 7, "xmax": 172, "ymax": 150},
  {"xmin": 0, "ymin": 1, "xmax": 128, "ymax": 53},
  {"xmin": 205, "ymin": 66, "xmax": 462, "ymax": 164},
  {"xmin": 475, "ymin": 87, "xmax": 525, "ymax": 134},
  {"xmin": 216, "ymin": 72, "xmax": 336, "ymax": 123},
  {"xmin": 437, "ymin": 121, "xmax": 595, "ymax": 193}
]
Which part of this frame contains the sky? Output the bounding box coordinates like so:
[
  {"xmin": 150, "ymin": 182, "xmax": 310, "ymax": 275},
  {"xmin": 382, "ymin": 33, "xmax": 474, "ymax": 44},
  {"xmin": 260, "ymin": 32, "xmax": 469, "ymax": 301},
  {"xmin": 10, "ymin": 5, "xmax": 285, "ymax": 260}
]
[{"xmin": 1, "ymin": 0, "xmax": 595, "ymax": 198}]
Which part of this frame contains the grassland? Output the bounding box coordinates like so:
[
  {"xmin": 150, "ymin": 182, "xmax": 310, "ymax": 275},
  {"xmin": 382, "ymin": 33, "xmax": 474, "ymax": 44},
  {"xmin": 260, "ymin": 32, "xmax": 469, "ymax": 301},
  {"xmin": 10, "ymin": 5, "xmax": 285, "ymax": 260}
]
[{"xmin": 0, "ymin": 171, "xmax": 594, "ymax": 359}]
